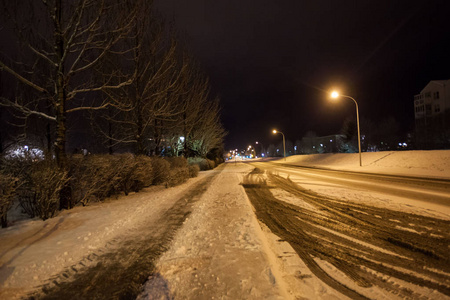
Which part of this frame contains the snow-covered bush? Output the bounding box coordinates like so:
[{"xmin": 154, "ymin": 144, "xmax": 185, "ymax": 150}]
[
  {"xmin": 167, "ymin": 167, "xmax": 189, "ymax": 187},
  {"xmin": 165, "ymin": 156, "xmax": 188, "ymax": 168},
  {"xmin": 70, "ymin": 155, "xmax": 122, "ymax": 205},
  {"xmin": 187, "ymin": 157, "xmax": 215, "ymax": 171},
  {"xmin": 29, "ymin": 160, "xmax": 69, "ymax": 220},
  {"xmin": 5, "ymin": 145, "xmax": 45, "ymax": 160},
  {"xmin": 188, "ymin": 164, "xmax": 200, "ymax": 178},
  {"xmin": 207, "ymin": 159, "xmax": 215, "ymax": 169},
  {"xmin": 132, "ymin": 155, "xmax": 153, "ymax": 191},
  {"xmin": 164, "ymin": 157, "xmax": 193, "ymax": 186},
  {"xmin": 115, "ymin": 154, "xmax": 153, "ymax": 195},
  {"xmin": 7, "ymin": 157, "xmax": 68, "ymax": 221},
  {"xmin": 151, "ymin": 157, "xmax": 170, "ymax": 185},
  {"xmin": 114, "ymin": 153, "xmax": 138, "ymax": 196}
]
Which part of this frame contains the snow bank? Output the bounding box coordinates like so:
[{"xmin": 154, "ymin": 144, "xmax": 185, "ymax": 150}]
[{"xmin": 273, "ymin": 150, "xmax": 450, "ymax": 179}]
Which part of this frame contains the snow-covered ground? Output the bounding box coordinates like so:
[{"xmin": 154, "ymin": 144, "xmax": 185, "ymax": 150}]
[
  {"xmin": 1, "ymin": 150, "xmax": 449, "ymax": 299},
  {"xmin": 272, "ymin": 150, "xmax": 450, "ymax": 179}
]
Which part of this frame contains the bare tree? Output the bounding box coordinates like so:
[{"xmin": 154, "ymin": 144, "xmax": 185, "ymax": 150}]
[
  {"xmin": 0, "ymin": 0, "xmax": 138, "ymax": 168},
  {"xmin": 187, "ymin": 98, "xmax": 226, "ymax": 157},
  {"xmin": 94, "ymin": 2, "xmax": 191, "ymax": 155}
]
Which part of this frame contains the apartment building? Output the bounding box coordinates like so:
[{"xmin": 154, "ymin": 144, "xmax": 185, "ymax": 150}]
[{"xmin": 414, "ymin": 80, "xmax": 450, "ymax": 148}]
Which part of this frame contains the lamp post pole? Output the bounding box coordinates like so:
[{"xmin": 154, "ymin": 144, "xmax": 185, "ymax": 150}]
[
  {"xmin": 331, "ymin": 92, "xmax": 362, "ymax": 166},
  {"xmin": 273, "ymin": 130, "xmax": 286, "ymax": 161}
]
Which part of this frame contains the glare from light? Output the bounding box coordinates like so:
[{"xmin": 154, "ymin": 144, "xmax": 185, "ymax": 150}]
[
  {"xmin": 331, "ymin": 91, "xmax": 339, "ymax": 98},
  {"xmin": 272, "ymin": 129, "xmax": 277, "ymax": 134}
]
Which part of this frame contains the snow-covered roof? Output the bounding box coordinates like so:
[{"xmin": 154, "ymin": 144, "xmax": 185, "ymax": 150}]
[{"xmin": 420, "ymin": 79, "xmax": 450, "ymax": 93}]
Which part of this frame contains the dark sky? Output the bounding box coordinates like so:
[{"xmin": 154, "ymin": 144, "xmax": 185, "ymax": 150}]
[{"xmin": 155, "ymin": 0, "xmax": 450, "ymax": 150}]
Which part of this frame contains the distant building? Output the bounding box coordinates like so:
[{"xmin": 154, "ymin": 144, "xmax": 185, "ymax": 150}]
[{"xmin": 414, "ymin": 80, "xmax": 450, "ymax": 149}]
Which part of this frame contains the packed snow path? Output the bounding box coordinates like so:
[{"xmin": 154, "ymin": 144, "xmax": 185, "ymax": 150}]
[{"xmin": 0, "ymin": 170, "xmax": 221, "ymax": 299}]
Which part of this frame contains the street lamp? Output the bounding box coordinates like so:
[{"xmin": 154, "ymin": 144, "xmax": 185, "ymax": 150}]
[
  {"xmin": 330, "ymin": 91, "xmax": 362, "ymax": 166},
  {"xmin": 272, "ymin": 129, "xmax": 286, "ymax": 161}
]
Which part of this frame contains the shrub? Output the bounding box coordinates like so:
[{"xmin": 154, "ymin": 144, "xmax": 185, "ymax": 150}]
[
  {"xmin": 130, "ymin": 155, "xmax": 153, "ymax": 192},
  {"xmin": 187, "ymin": 157, "xmax": 215, "ymax": 171},
  {"xmin": 151, "ymin": 157, "xmax": 170, "ymax": 185},
  {"xmin": 206, "ymin": 159, "xmax": 215, "ymax": 170},
  {"xmin": 167, "ymin": 167, "xmax": 189, "ymax": 187},
  {"xmin": 188, "ymin": 164, "xmax": 200, "ymax": 178},
  {"xmin": 114, "ymin": 153, "xmax": 139, "ymax": 196},
  {"xmin": 165, "ymin": 156, "xmax": 188, "ymax": 169},
  {"xmin": 1, "ymin": 155, "xmax": 68, "ymax": 221},
  {"xmin": 2, "ymin": 156, "xmax": 36, "ymax": 219},
  {"xmin": 0, "ymin": 173, "xmax": 18, "ymax": 228},
  {"xmin": 27, "ymin": 160, "xmax": 69, "ymax": 220},
  {"xmin": 70, "ymin": 155, "xmax": 122, "ymax": 205}
]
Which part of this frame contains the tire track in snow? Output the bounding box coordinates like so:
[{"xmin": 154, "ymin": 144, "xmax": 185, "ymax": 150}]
[{"xmin": 243, "ymin": 168, "xmax": 450, "ymax": 299}]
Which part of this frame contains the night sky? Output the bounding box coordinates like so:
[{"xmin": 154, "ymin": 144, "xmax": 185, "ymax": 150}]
[{"xmin": 154, "ymin": 0, "xmax": 450, "ymax": 150}]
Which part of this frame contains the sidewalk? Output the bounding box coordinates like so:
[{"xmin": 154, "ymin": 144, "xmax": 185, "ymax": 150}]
[{"xmin": 139, "ymin": 163, "xmax": 290, "ymax": 299}]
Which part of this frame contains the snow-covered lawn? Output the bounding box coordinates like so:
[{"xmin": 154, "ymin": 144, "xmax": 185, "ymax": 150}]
[{"xmin": 272, "ymin": 150, "xmax": 450, "ymax": 179}]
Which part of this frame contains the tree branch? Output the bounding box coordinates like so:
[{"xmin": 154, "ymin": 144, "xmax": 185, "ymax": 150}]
[{"xmin": 0, "ymin": 61, "xmax": 47, "ymax": 93}]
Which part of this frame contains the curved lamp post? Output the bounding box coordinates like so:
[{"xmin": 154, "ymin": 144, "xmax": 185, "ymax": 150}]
[
  {"xmin": 330, "ymin": 91, "xmax": 362, "ymax": 166},
  {"xmin": 272, "ymin": 129, "xmax": 286, "ymax": 161}
]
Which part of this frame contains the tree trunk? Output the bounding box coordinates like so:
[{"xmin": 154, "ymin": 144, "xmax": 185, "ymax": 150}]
[
  {"xmin": 183, "ymin": 112, "xmax": 187, "ymax": 156},
  {"xmin": 1, "ymin": 213, "xmax": 7, "ymax": 228},
  {"xmin": 55, "ymin": 0, "xmax": 67, "ymax": 170},
  {"xmin": 55, "ymin": 0, "xmax": 72, "ymax": 210},
  {"xmin": 136, "ymin": 96, "xmax": 144, "ymax": 155},
  {"xmin": 0, "ymin": 130, "xmax": 3, "ymax": 155},
  {"xmin": 108, "ymin": 118, "xmax": 113, "ymax": 155},
  {"xmin": 154, "ymin": 119, "xmax": 161, "ymax": 155},
  {"xmin": 46, "ymin": 123, "xmax": 52, "ymax": 154}
]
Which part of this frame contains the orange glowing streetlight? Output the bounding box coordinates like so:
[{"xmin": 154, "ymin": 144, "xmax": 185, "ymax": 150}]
[{"xmin": 330, "ymin": 91, "xmax": 362, "ymax": 166}]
